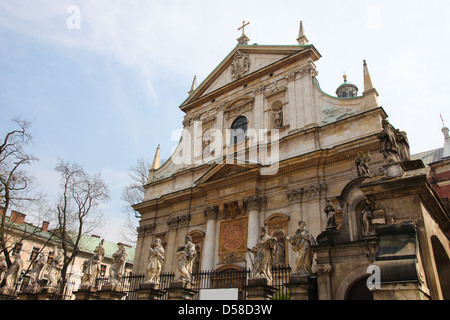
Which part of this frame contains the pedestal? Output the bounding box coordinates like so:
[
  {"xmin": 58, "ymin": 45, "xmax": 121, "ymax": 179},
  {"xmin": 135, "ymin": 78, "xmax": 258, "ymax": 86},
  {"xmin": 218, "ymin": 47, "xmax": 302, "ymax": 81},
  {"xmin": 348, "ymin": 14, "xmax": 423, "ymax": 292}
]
[
  {"xmin": 73, "ymin": 286, "xmax": 99, "ymax": 300},
  {"xmin": 135, "ymin": 282, "xmax": 166, "ymax": 300},
  {"xmin": 35, "ymin": 287, "xmax": 58, "ymax": 300},
  {"xmin": 371, "ymin": 282, "xmax": 430, "ymax": 300},
  {"xmin": 316, "ymin": 227, "xmax": 339, "ymax": 245},
  {"xmin": 382, "ymin": 162, "xmax": 405, "ymax": 178},
  {"xmin": 244, "ymin": 278, "xmax": 277, "ymax": 300},
  {"xmin": 285, "ymin": 274, "xmax": 311, "ymax": 300},
  {"xmin": 98, "ymin": 283, "xmax": 127, "ymax": 300},
  {"xmin": 167, "ymin": 281, "xmax": 198, "ymax": 300}
]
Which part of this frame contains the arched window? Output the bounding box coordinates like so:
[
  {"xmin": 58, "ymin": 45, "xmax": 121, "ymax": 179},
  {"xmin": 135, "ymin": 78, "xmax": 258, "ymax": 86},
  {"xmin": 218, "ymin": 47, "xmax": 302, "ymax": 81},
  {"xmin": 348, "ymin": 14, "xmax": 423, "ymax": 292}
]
[{"xmin": 230, "ymin": 116, "xmax": 248, "ymax": 144}]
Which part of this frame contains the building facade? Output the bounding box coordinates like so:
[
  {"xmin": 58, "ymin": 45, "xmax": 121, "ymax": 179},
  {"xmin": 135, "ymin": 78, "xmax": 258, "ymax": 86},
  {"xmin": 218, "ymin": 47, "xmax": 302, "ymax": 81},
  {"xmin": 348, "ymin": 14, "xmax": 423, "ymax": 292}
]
[
  {"xmin": 132, "ymin": 22, "xmax": 450, "ymax": 300},
  {"xmin": 0, "ymin": 209, "xmax": 134, "ymax": 297}
]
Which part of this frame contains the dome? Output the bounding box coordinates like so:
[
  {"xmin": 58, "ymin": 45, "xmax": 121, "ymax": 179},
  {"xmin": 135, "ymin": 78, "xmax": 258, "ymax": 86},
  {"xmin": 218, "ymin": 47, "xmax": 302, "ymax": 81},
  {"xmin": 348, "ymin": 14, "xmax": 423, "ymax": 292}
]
[{"xmin": 336, "ymin": 74, "xmax": 358, "ymax": 98}]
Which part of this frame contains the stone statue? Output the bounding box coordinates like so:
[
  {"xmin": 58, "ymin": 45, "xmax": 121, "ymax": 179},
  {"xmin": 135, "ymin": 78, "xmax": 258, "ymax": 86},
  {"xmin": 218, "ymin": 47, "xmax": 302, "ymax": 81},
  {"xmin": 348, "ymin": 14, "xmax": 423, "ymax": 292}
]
[
  {"xmin": 271, "ymin": 105, "xmax": 283, "ymax": 128},
  {"xmin": 362, "ymin": 200, "xmax": 376, "ymax": 236},
  {"xmin": 0, "ymin": 255, "xmax": 7, "ymax": 284},
  {"xmin": 378, "ymin": 119, "xmax": 400, "ymax": 163},
  {"xmin": 355, "ymin": 151, "xmax": 372, "ymax": 177},
  {"xmin": 109, "ymin": 242, "xmax": 127, "ymax": 286},
  {"xmin": 25, "ymin": 252, "xmax": 47, "ymax": 292},
  {"xmin": 44, "ymin": 245, "xmax": 64, "ymax": 289},
  {"xmin": 146, "ymin": 238, "xmax": 165, "ymax": 285},
  {"xmin": 395, "ymin": 130, "xmax": 411, "ymax": 162},
  {"xmin": 286, "ymin": 220, "xmax": 316, "ymax": 276},
  {"xmin": 176, "ymin": 236, "xmax": 197, "ymax": 284},
  {"xmin": 324, "ymin": 200, "xmax": 337, "ymax": 229},
  {"xmin": 247, "ymin": 226, "xmax": 277, "ymax": 282},
  {"xmin": 0, "ymin": 251, "xmax": 23, "ymax": 295},
  {"xmin": 81, "ymin": 239, "xmax": 105, "ymax": 289}
]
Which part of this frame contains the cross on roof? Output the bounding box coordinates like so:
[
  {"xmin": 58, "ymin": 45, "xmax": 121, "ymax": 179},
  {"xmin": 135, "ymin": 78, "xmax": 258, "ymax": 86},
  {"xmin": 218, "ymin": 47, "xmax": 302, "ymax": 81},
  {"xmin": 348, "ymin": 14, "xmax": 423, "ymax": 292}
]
[{"xmin": 238, "ymin": 20, "xmax": 250, "ymax": 36}]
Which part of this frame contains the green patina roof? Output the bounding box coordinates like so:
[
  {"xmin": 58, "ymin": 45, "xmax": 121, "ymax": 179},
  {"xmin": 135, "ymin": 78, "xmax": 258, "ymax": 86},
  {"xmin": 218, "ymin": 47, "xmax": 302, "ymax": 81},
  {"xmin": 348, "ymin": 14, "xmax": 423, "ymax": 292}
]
[
  {"xmin": 76, "ymin": 234, "xmax": 135, "ymax": 264},
  {"xmin": 3, "ymin": 215, "xmax": 134, "ymax": 264}
]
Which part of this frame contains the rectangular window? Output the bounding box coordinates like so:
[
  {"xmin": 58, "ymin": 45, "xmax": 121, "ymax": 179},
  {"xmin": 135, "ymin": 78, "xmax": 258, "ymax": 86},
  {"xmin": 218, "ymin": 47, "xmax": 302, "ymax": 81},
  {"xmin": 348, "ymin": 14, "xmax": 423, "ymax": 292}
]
[{"xmin": 29, "ymin": 247, "xmax": 40, "ymax": 262}]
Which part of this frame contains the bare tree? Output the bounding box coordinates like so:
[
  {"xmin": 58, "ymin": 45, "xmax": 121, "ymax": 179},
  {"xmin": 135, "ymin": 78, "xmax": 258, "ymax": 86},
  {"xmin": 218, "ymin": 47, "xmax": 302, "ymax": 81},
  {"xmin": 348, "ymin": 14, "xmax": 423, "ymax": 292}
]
[
  {"xmin": 120, "ymin": 157, "xmax": 151, "ymax": 245},
  {"xmin": 0, "ymin": 117, "xmax": 40, "ymax": 267},
  {"xmin": 50, "ymin": 158, "xmax": 110, "ymax": 291}
]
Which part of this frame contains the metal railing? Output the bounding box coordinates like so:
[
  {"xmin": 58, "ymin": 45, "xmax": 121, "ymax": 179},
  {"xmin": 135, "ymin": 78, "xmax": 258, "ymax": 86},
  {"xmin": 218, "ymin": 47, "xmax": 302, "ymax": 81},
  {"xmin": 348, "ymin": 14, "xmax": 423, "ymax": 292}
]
[{"xmin": 6, "ymin": 265, "xmax": 293, "ymax": 300}]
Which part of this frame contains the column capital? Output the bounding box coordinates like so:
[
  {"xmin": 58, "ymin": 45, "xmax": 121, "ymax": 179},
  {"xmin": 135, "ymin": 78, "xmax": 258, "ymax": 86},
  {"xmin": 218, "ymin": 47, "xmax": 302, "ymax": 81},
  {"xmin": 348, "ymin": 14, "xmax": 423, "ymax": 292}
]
[
  {"xmin": 203, "ymin": 206, "xmax": 219, "ymax": 220},
  {"xmin": 244, "ymin": 195, "xmax": 266, "ymax": 211}
]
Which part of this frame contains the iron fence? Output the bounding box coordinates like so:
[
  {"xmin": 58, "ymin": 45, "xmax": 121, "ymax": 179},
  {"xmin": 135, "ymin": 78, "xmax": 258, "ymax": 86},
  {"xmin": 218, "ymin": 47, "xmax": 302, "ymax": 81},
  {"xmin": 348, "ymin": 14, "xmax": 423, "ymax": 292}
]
[
  {"xmin": 94, "ymin": 265, "xmax": 291, "ymax": 300},
  {"xmin": 6, "ymin": 265, "xmax": 293, "ymax": 300}
]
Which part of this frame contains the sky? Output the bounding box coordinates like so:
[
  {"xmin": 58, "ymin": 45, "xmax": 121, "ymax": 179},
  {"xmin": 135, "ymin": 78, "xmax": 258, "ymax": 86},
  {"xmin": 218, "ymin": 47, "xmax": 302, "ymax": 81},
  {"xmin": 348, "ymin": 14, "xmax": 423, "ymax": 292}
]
[{"xmin": 1, "ymin": 1, "xmax": 450, "ymax": 246}]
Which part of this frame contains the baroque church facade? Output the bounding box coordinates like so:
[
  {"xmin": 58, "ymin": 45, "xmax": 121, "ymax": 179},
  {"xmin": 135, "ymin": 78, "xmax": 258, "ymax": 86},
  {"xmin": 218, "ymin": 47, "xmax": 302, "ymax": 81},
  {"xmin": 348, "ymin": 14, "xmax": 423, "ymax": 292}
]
[{"xmin": 132, "ymin": 22, "xmax": 450, "ymax": 300}]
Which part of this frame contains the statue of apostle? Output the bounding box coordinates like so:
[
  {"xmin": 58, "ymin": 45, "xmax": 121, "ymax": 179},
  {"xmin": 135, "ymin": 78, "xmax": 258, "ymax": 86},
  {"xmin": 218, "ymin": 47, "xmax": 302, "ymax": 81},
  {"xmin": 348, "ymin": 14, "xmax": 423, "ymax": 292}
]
[
  {"xmin": 247, "ymin": 226, "xmax": 277, "ymax": 282},
  {"xmin": 109, "ymin": 242, "xmax": 128, "ymax": 286},
  {"xmin": 378, "ymin": 119, "xmax": 400, "ymax": 163},
  {"xmin": 176, "ymin": 236, "xmax": 197, "ymax": 284},
  {"xmin": 145, "ymin": 238, "xmax": 165, "ymax": 285},
  {"xmin": 286, "ymin": 220, "xmax": 316, "ymax": 276},
  {"xmin": 1, "ymin": 251, "xmax": 23, "ymax": 295},
  {"xmin": 44, "ymin": 245, "xmax": 64, "ymax": 290},
  {"xmin": 81, "ymin": 239, "xmax": 105, "ymax": 289}
]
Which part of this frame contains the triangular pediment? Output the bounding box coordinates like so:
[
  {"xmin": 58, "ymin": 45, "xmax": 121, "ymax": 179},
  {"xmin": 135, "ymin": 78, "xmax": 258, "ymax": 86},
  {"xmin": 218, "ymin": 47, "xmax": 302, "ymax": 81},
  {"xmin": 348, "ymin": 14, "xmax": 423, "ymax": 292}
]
[
  {"xmin": 195, "ymin": 163, "xmax": 260, "ymax": 186},
  {"xmin": 180, "ymin": 44, "xmax": 319, "ymax": 110}
]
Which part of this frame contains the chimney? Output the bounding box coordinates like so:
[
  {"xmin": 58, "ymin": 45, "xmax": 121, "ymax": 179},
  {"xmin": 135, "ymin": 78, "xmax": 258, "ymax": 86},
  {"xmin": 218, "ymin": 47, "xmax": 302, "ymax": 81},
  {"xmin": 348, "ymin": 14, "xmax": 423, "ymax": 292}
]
[
  {"xmin": 10, "ymin": 210, "xmax": 26, "ymax": 224},
  {"xmin": 41, "ymin": 221, "xmax": 49, "ymax": 232}
]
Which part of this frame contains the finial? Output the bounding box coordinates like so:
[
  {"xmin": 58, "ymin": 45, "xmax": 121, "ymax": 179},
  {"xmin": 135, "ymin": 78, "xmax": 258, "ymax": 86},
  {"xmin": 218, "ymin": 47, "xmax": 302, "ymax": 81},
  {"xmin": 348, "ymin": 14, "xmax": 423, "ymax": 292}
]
[
  {"xmin": 363, "ymin": 59, "xmax": 375, "ymax": 91},
  {"xmin": 188, "ymin": 75, "xmax": 197, "ymax": 95},
  {"xmin": 297, "ymin": 21, "xmax": 309, "ymax": 45},
  {"xmin": 238, "ymin": 20, "xmax": 250, "ymax": 36},
  {"xmin": 237, "ymin": 21, "xmax": 250, "ymax": 45},
  {"xmin": 440, "ymin": 113, "xmax": 447, "ymax": 128},
  {"xmin": 150, "ymin": 144, "xmax": 161, "ymax": 171}
]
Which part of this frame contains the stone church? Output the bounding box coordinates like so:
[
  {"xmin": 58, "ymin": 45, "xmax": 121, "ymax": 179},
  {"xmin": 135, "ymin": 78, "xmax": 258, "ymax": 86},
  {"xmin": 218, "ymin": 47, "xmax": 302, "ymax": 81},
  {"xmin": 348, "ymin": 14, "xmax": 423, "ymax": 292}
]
[{"xmin": 132, "ymin": 22, "xmax": 450, "ymax": 300}]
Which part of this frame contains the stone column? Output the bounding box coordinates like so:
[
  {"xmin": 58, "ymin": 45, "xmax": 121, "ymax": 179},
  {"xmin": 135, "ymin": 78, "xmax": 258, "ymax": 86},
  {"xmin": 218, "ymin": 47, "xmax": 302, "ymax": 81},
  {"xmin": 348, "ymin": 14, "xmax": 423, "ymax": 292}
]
[
  {"xmin": 244, "ymin": 195, "xmax": 266, "ymax": 249},
  {"xmin": 201, "ymin": 206, "xmax": 218, "ymax": 271}
]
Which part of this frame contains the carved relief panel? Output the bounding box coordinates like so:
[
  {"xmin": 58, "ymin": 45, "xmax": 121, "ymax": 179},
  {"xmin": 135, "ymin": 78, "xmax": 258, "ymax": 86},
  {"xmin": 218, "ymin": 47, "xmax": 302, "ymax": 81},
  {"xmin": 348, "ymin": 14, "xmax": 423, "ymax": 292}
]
[{"xmin": 218, "ymin": 217, "xmax": 248, "ymax": 264}]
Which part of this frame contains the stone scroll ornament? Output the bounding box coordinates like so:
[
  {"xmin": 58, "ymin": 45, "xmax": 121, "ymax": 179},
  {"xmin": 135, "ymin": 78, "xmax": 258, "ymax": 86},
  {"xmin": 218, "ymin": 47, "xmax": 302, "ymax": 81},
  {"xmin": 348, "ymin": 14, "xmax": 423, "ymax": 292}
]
[
  {"xmin": 247, "ymin": 226, "xmax": 277, "ymax": 282},
  {"xmin": 286, "ymin": 220, "xmax": 316, "ymax": 276},
  {"xmin": 146, "ymin": 238, "xmax": 165, "ymax": 285}
]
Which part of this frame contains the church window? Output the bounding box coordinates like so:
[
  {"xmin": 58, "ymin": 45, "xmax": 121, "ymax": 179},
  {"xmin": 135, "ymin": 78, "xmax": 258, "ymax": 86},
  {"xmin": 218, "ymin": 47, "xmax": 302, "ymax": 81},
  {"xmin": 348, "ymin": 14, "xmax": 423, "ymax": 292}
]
[{"xmin": 230, "ymin": 116, "xmax": 248, "ymax": 144}]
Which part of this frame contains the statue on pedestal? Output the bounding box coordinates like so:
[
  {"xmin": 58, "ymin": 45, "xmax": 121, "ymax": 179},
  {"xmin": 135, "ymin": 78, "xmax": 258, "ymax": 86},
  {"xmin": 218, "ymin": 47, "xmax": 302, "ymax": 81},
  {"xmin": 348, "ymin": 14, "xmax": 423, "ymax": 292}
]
[
  {"xmin": 378, "ymin": 119, "xmax": 400, "ymax": 163},
  {"xmin": 362, "ymin": 200, "xmax": 376, "ymax": 236},
  {"xmin": 176, "ymin": 236, "xmax": 196, "ymax": 284},
  {"xmin": 324, "ymin": 200, "xmax": 337, "ymax": 229},
  {"xmin": 1, "ymin": 251, "xmax": 23, "ymax": 295},
  {"xmin": 108, "ymin": 242, "xmax": 127, "ymax": 287},
  {"xmin": 355, "ymin": 151, "xmax": 372, "ymax": 177},
  {"xmin": 24, "ymin": 252, "xmax": 47, "ymax": 293},
  {"xmin": 81, "ymin": 239, "xmax": 105, "ymax": 290},
  {"xmin": 44, "ymin": 245, "xmax": 64, "ymax": 290},
  {"xmin": 146, "ymin": 238, "xmax": 165, "ymax": 285},
  {"xmin": 286, "ymin": 220, "xmax": 316, "ymax": 276},
  {"xmin": 247, "ymin": 226, "xmax": 277, "ymax": 282}
]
